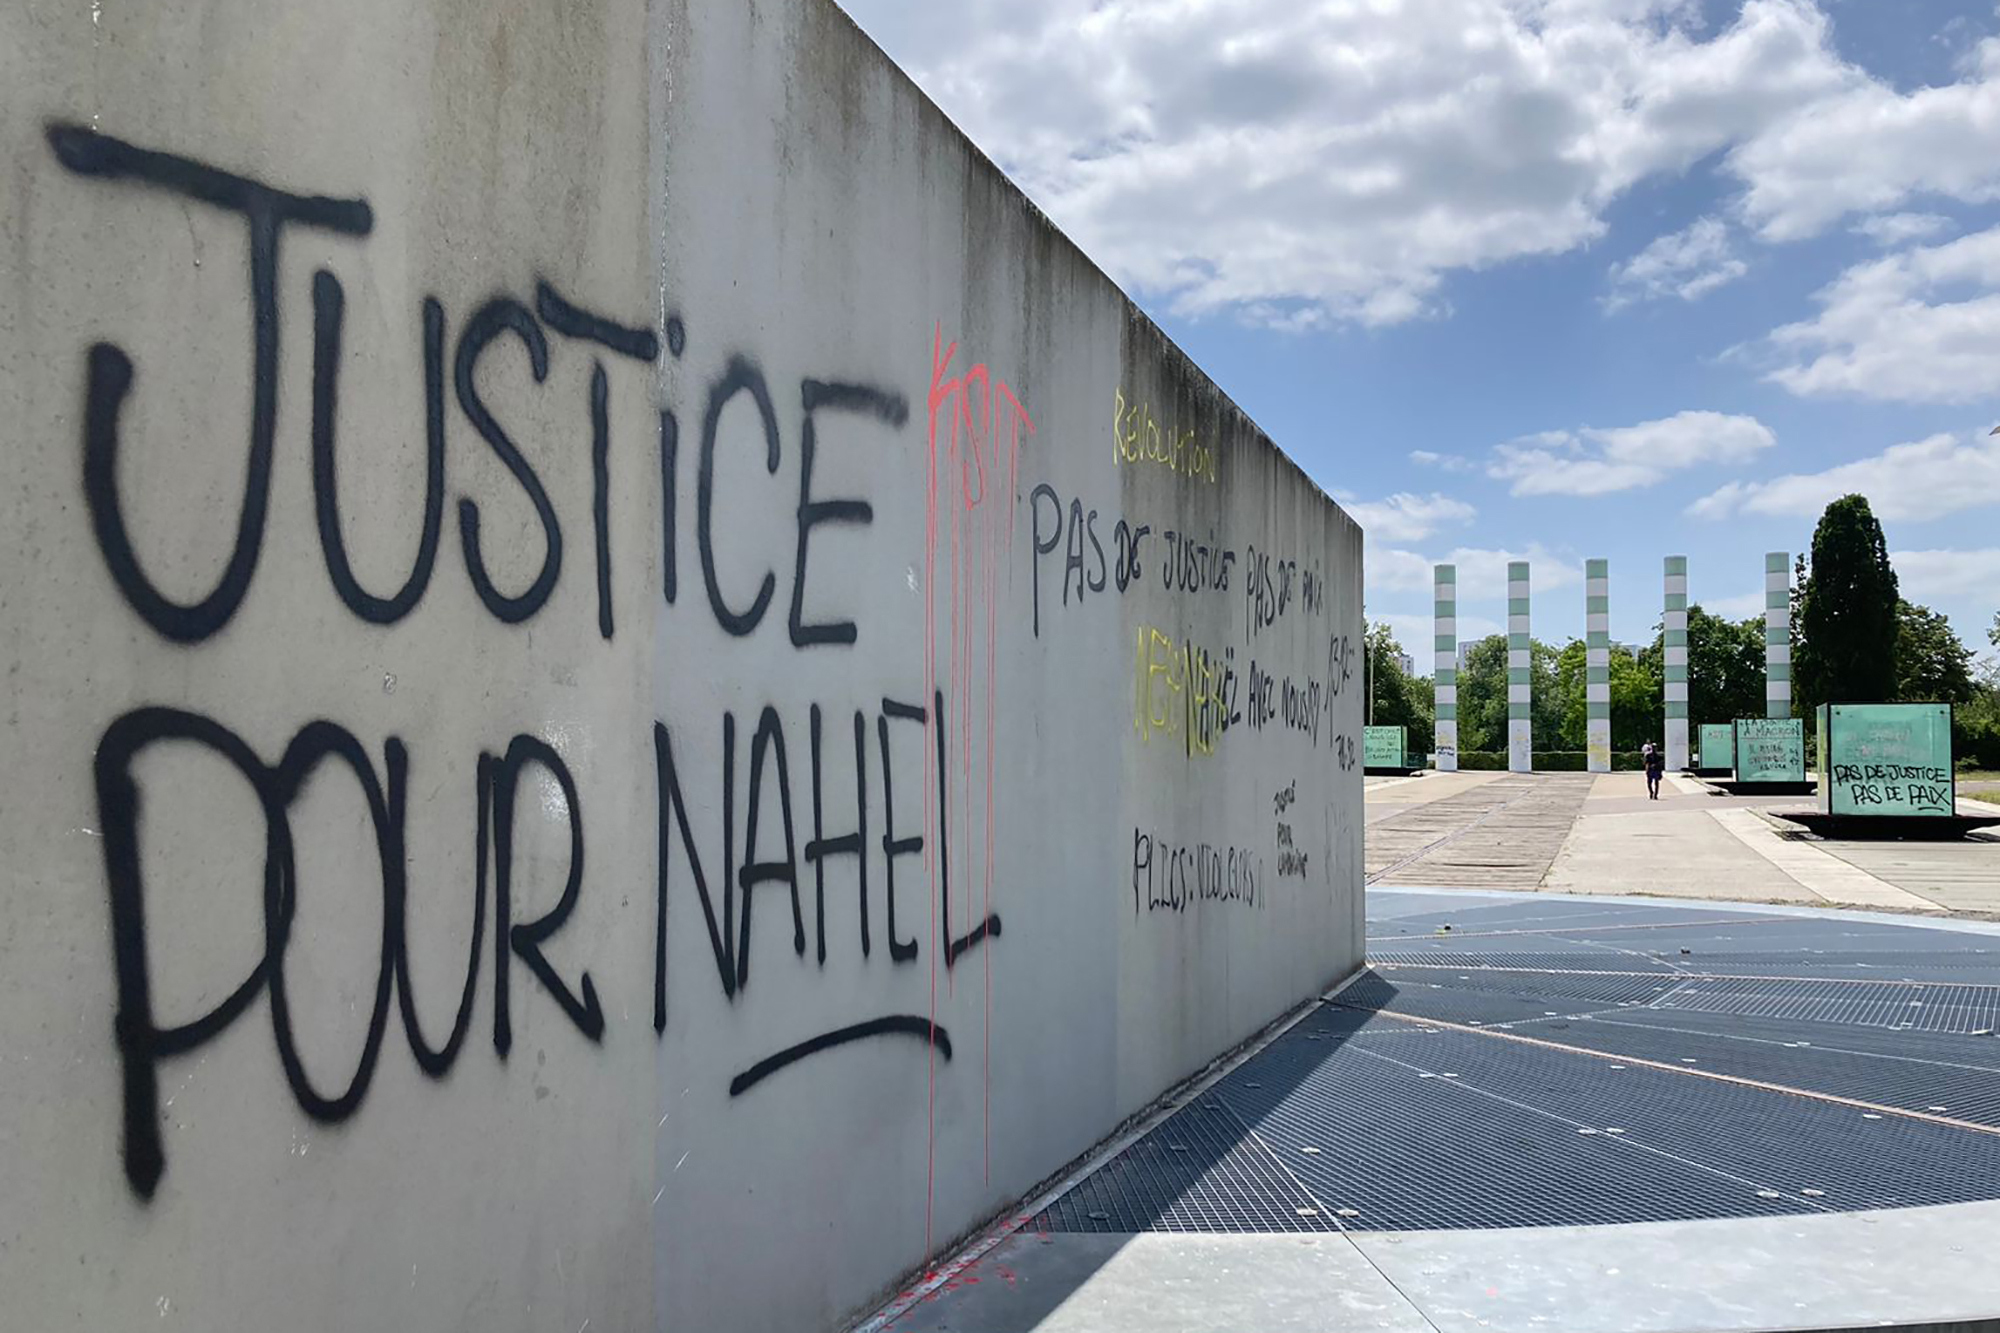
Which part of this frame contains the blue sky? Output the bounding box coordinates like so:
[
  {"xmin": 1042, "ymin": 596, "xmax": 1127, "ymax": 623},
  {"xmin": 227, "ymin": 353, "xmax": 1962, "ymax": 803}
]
[{"xmin": 839, "ymin": 0, "xmax": 2000, "ymax": 661}]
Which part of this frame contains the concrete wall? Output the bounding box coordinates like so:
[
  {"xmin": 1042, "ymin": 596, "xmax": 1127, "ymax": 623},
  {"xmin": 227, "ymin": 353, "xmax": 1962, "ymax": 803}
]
[{"xmin": 0, "ymin": 2, "xmax": 1365, "ymax": 1330}]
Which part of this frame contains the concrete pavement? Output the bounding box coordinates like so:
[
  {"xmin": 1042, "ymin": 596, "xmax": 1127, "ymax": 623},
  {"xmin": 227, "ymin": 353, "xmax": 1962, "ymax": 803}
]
[{"xmin": 1368, "ymin": 770, "xmax": 2000, "ymax": 917}]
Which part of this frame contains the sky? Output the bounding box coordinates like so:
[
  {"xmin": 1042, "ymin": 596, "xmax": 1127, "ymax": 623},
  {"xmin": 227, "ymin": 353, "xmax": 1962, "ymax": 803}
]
[{"xmin": 836, "ymin": 0, "xmax": 2000, "ymax": 664}]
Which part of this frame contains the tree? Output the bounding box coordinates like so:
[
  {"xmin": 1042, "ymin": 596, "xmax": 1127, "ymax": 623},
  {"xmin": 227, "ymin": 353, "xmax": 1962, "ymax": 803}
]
[
  {"xmin": 1990, "ymin": 611, "xmax": 1999, "ymax": 651},
  {"xmin": 1455, "ymin": 635, "xmax": 1508, "ymax": 752},
  {"xmin": 1364, "ymin": 621, "xmax": 1433, "ymax": 740},
  {"xmin": 1959, "ymin": 660, "xmax": 2000, "ymax": 770},
  {"xmin": 1552, "ymin": 639, "xmax": 1661, "ymax": 751},
  {"xmin": 1528, "ymin": 638, "xmax": 1565, "ymax": 750},
  {"xmin": 1795, "ymin": 494, "xmax": 1900, "ymax": 710},
  {"xmin": 1552, "ymin": 640, "xmax": 1589, "ymax": 750},
  {"xmin": 1608, "ymin": 647, "xmax": 1664, "ymax": 751},
  {"xmin": 1454, "ymin": 633, "xmax": 1565, "ymax": 751},
  {"xmin": 1684, "ymin": 605, "xmax": 1766, "ymax": 725},
  {"xmin": 1894, "ymin": 602, "xmax": 1975, "ymax": 704}
]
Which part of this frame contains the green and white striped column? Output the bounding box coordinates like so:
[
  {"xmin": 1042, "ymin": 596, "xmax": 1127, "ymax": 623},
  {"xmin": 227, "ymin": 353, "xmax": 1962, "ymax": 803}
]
[
  {"xmin": 1664, "ymin": 555, "xmax": 1688, "ymax": 770},
  {"xmin": 1765, "ymin": 551, "xmax": 1791, "ymax": 718},
  {"xmin": 1586, "ymin": 559, "xmax": 1611, "ymax": 773},
  {"xmin": 1434, "ymin": 564, "xmax": 1457, "ymax": 772},
  {"xmin": 1508, "ymin": 561, "xmax": 1532, "ymax": 772}
]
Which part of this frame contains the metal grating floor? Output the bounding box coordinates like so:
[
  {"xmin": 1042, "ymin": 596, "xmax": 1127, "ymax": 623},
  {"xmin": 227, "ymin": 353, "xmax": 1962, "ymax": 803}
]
[
  {"xmin": 1029, "ymin": 1097, "xmax": 1336, "ymax": 1233},
  {"xmin": 1035, "ymin": 895, "xmax": 2000, "ymax": 1235}
]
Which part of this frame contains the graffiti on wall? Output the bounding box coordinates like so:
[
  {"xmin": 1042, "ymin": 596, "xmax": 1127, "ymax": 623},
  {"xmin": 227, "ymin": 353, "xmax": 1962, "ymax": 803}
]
[
  {"xmin": 43, "ymin": 123, "xmax": 1352, "ymax": 1216},
  {"xmin": 48, "ymin": 125, "xmax": 1029, "ymax": 1199}
]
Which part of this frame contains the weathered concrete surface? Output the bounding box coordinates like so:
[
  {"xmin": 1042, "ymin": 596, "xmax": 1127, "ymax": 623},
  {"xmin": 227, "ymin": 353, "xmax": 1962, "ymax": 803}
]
[
  {"xmin": 1367, "ymin": 774, "xmax": 2000, "ymax": 917},
  {"xmin": 0, "ymin": 3, "xmax": 1363, "ymax": 1330},
  {"xmin": 877, "ymin": 1232, "xmax": 1437, "ymax": 1333},
  {"xmin": 885, "ymin": 1203, "xmax": 2000, "ymax": 1333},
  {"xmin": 1543, "ymin": 808, "xmax": 1820, "ymax": 904},
  {"xmin": 1362, "ymin": 769, "xmax": 1501, "ymax": 822},
  {"xmin": 1817, "ymin": 837, "xmax": 2000, "ymax": 915},
  {"xmin": 1368, "ymin": 773, "xmax": 1594, "ymax": 888}
]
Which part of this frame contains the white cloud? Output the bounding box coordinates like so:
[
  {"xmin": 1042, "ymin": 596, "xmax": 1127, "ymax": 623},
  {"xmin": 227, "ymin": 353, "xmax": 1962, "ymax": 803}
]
[
  {"xmin": 1488, "ymin": 410, "xmax": 1776, "ymax": 496},
  {"xmin": 1688, "ymin": 431, "xmax": 2000, "ymax": 522},
  {"xmin": 841, "ymin": 0, "xmax": 1871, "ymax": 328},
  {"xmin": 1890, "ymin": 547, "xmax": 2000, "ymax": 601},
  {"xmin": 1453, "ymin": 614, "xmax": 1508, "ymax": 642},
  {"xmin": 1699, "ymin": 590, "xmax": 1770, "ymax": 619},
  {"xmin": 1410, "ymin": 450, "xmax": 1475, "ymax": 473},
  {"xmin": 1377, "ymin": 613, "xmax": 1441, "ymax": 657},
  {"xmin": 1369, "ymin": 548, "xmax": 1445, "ymax": 594},
  {"xmin": 1369, "ymin": 543, "xmax": 1584, "ymax": 595},
  {"xmin": 1757, "ymin": 226, "xmax": 2000, "ymax": 402},
  {"xmin": 1376, "ymin": 611, "xmax": 1503, "ymax": 657},
  {"xmin": 1336, "ymin": 492, "xmax": 1477, "ymax": 542},
  {"xmin": 1729, "ymin": 37, "xmax": 2000, "ymax": 241},
  {"xmin": 839, "ymin": 0, "xmax": 2000, "ymax": 329},
  {"xmin": 1851, "ymin": 212, "xmax": 1954, "ymax": 247},
  {"xmin": 1605, "ymin": 217, "xmax": 1746, "ymax": 309}
]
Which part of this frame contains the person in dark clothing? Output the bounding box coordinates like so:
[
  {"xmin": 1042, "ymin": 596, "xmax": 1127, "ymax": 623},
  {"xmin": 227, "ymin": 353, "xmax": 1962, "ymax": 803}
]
[{"xmin": 1642, "ymin": 742, "xmax": 1665, "ymax": 799}]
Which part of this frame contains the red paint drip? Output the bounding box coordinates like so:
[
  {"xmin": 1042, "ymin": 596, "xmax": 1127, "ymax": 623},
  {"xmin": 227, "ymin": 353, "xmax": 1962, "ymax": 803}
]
[{"xmin": 921, "ymin": 325, "xmax": 1035, "ymax": 1260}]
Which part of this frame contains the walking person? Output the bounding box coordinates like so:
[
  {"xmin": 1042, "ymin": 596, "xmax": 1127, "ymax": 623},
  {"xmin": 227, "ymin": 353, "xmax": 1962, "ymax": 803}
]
[{"xmin": 1642, "ymin": 741, "xmax": 1664, "ymax": 800}]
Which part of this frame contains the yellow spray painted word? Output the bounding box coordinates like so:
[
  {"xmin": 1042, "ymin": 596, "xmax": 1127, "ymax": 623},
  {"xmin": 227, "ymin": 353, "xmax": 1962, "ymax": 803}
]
[
  {"xmin": 1134, "ymin": 624, "xmax": 1232, "ymax": 757},
  {"xmin": 1113, "ymin": 388, "xmax": 1217, "ymax": 484}
]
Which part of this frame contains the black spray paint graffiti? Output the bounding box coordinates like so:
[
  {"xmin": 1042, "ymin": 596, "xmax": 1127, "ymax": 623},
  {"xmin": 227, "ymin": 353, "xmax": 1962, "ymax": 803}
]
[
  {"xmin": 54, "ymin": 126, "xmax": 1014, "ymax": 1197},
  {"xmin": 1244, "ymin": 547, "xmax": 1325, "ymax": 643},
  {"xmin": 1028, "ymin": 483, "xmax": 1149, "ymax": 636},
  {"xmin": 654, "ymin": 691, "xmax": 1001, "ymax": 1059},
  {"xmin": 94, "ymin": 693, "xmax": 1006, "ymax": 1196},
  {"xmin": 49, "ymin": 124, "xmax": 896, "ymax": 654},
  {"xmin": 1025, "ymin": 486, "xmax": 1326, "ymax": 649},
  {"xmin": 1161, "ymin": 528, "xmax": 1235, "ymax": 596},
  {"xmin": 53, "ymin": 124, "xmax": 373, "ymax": 644},
  {"xmin": 1273, "ymin": 779, "xmax": 1309, "ymax": 878},
  {"xmin": 1830, "ymin": 763, "xmax": 1953, "ymax": 813},
  {"xmin": 93, "ymin": 709, "xmax": 600, "ymax": 1199},
  {"xmin": 1131, "ymin": 828, "xmax": 1261, "ymax": 914}
]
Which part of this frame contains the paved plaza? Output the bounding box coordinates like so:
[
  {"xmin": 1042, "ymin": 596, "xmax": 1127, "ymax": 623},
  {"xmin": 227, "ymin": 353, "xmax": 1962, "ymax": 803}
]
[{"xmin": 1371, "ymin": 769, "xmax": 2000, "ymax": 916}]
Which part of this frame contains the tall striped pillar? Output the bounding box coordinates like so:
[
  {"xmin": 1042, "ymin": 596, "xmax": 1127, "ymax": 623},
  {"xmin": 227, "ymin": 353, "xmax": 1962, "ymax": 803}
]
[
  {"xmin": 1586, "ymin": 559, "xmax": 1611, "ymax": 773},
  {"xmin": 1765, "ymin": 551, "xmax": 1791, "ymax": 718},
  {"xmin": 1433, "ymin": 564, "xmax": 1457, "ymax": 772},
  {"xmin": 1508, "ymin": 561, "xmax": 1532, "ymax": 772},
  {"xmin": 1664, "ymin": 556, "xmax": 1689, "ymax": 771}
]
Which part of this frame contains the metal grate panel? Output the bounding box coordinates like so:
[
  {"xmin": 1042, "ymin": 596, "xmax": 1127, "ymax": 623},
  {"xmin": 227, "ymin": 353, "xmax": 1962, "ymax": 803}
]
[
  {"xmin": 1031, "ymin": 1097, "xmax": 1334, "ymax": 1233},
  {"xmin": 1032, "ymin": 895, "xmax": 2000, "ymax": 1237},
  {"xmin": 1655, "ymin": 976, "xmax": 2000, "ymax": 1034},
  {"xmin": 1501, "ymin": 1011, "xmax": 2000, "ymax": 1128}
]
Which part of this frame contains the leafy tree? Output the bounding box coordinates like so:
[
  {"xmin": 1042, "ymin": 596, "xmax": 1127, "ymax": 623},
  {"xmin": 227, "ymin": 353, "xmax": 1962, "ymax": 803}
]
[
  {"xmin": 1894, "ymin": 602, "xmax": 1975, "ymax": 704},
  {"xmin": 1795, "ymin": 494, "xmax": 1900, "ymax": 709},
  {"xmin": 1454, "ymin": 635, "xmax": 1507, "ymax": 751},
  {"xmin": 1608, "ymin": 647, "xmax": 1664, "ymax": 751},
  {"xmin": 1552, "ymin": 640, "xmax": 1589, "ymax": 749},
  {"xmin": 1363, "ymin": 621, "xmax": 1434, "ymax": 740},
  {"xmin": 1528, "ymin": 639, "xmax": 1565, "ymax": 749},
  {"xmin": 1454, "ymin": 632, "xmax": 1564, "ymax": 751},
  {"xmin": 1551, "ymin": 639, "xmax": 1661, "ymax": 751},
  {"xmin": 1683, "ymin": 605, "xmax": 1766, "ymax": 725},
  {"xmin": 1960, "ymin": 616, "xmax": 2000, "ymax": 770}
]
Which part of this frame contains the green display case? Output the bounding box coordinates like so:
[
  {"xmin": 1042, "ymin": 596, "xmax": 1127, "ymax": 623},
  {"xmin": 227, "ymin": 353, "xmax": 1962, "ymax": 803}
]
[
  {"xmin": 1697, "ymin": 723, "xmax": 1735, "ymax": 772},
  {"xmin": 1364, "ymin": 725, "xmax": 1407, "ymax": 771},
  {"xmin": 1817, "ymin": 703, "xmax": 1955, "ymax": 817},
  {"xmin": 1734, "ymin": 717, "xmax": 1805, "ymax": 784}
]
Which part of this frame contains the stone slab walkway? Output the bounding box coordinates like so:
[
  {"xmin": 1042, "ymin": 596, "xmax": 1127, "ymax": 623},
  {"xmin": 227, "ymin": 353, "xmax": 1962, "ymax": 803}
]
[
  {"xmin": 1368, "ymin": 773, "xmax": 1595, "ymax": 889},
  {"xmin": 1370, "ymin": 770, "xmax": 2000, "ymax": 919}
]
